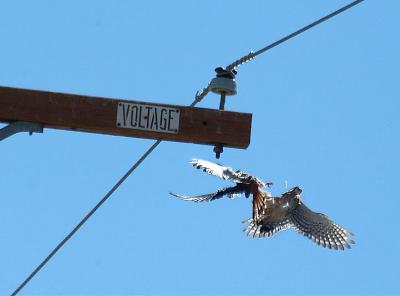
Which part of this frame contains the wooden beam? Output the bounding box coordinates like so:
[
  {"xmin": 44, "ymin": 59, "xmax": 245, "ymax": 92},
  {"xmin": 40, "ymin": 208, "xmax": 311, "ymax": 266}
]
[{"xmin": 0, "ymin": 86, "xmax": 251, "ymax": 148}]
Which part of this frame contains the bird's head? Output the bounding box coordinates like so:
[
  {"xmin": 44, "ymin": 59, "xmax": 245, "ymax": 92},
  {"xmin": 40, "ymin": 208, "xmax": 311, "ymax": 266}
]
[
  {"xmin": 283, "ymin": 186, "xmax": 302, "ymax": 202},
  {"xmin": 282, "ymin": 186, "xmax": 302, "ymax": 209},
  {"xmin": 290, "ymin": 186, "xmax": 302, "ymax": 196}
]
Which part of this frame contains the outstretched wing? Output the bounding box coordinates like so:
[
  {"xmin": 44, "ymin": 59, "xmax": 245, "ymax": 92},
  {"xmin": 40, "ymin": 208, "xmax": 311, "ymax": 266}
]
[
  {"xmin": 288, "ymin": 202, "xmax": 355, "ymax": 250},
  {"xmin": 190, "ymin": 159, "xmax": 256, "ymax": 185},
  {"xmin": 170, "ymin": 185, "xmax": 245, "ymax": 202}
]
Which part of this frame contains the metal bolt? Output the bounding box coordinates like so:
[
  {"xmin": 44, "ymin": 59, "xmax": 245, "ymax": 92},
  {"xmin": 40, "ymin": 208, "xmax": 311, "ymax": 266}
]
[
  {"xmin": 213, "ymin": 144, "xmax": 223, "ymax": 159},
  {"xmin": 213, "ymin": 91, "xmax": 226, "ymax": 159}
]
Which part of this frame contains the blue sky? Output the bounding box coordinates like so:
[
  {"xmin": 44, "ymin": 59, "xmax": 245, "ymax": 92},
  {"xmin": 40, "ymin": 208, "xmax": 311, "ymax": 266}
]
[{"xmin": 1, "ymin": 1, "xmax": 399, "ymax": 295}]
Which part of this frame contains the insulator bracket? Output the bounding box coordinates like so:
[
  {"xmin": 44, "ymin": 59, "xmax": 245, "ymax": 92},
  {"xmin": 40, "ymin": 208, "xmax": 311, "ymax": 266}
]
[
  {"xmin": 209, "ymin": 67, "xmax": 237, "ymax": 96},
  {"xmin": 210, "ymin": 67, "xmax": 238, "ymax": 159}
]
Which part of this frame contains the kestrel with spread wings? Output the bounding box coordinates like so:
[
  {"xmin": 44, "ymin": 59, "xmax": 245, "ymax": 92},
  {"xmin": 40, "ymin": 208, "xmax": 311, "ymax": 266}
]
[
  {"xmin": 243, "ymin": 186, "xmax": 355, "ymax": 250},
  {"xmin": 171, "ymin": 159, "xmax": 355, "ymax": 250}
]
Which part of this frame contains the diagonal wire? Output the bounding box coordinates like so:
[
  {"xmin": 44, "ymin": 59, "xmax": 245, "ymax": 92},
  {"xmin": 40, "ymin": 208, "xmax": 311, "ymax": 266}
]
[
  {"xmin": 10, "ymin": 93, "xmax": 207, "ymax": 296},
  {"xmin": 11, "ymin": 0, "xmax": 364, "ymax": 294},
  {"xmin": 226, "ymin": 0, "xmax": 365, "ymax": 71},
  {"xmin": 10, "ymin": 141, "xmax": 161, "ymax": 296}
]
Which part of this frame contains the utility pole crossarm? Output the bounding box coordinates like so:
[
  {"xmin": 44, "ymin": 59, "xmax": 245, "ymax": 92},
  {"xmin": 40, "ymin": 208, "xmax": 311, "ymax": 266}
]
[{"xmin": 0, "ymin": 86, "xmax": 251, "ymax": 148}]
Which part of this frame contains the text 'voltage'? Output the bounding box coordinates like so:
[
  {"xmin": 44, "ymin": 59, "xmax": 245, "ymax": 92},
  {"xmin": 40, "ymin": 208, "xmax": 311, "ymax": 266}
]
[{"xmin": 116, "ymin": 102, "xmax": 180, "ymax": 134}]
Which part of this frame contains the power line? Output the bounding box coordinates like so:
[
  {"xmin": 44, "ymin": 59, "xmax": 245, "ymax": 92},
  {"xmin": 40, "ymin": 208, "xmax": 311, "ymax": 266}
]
[
  {"xmin": 10, "ymin": 141, "xmax": 161, "ymax": 296},
  {"xmin": 226, "ymin": 0, "xmax": 365, "ymax": 71},
  {"xmin": 11, "ymin": 0, "xmax": 365, "ymax": 294}
]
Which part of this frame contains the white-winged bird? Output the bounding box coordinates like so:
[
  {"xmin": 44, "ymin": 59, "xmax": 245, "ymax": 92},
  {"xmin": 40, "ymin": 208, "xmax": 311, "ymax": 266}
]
[
  {"xmin": 170, "ymin": 159, "xmax": 273, "ymax": 221},
  {"xmin": 244, "ymin": 186, "xmax": 355, "ymax": 250}
]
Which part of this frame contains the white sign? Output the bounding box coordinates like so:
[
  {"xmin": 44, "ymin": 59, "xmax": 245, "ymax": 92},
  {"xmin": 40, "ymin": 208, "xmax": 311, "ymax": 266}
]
[{"xmin": 116, "ymin": 102, "xmax": 180, "ymax": 134}]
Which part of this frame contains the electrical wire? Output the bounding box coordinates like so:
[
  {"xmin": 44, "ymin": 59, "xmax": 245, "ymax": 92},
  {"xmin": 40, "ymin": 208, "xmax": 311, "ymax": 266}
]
[
  {"xmin": 10, "ymin": 141, "xmax": 161, "ymax": 296},
  {"xmin": 226, "ymin": 0, "xmax": 365, "ymax": 71},
  {"xmin": 11, "ymin": 0, "xmax": 365, "ymax": 294}
]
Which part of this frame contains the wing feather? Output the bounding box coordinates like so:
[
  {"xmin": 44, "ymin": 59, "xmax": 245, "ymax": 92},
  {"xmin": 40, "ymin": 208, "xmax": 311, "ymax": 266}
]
[
  {"xmin": 243, "ymin": 217, "xmax": 291, "ymax": 238},
  {"xmin": 170, "ymin": 185, "xmax": 245, "ymax": 202},
  {"xmin": 252, "ymin": 189, "xmax": 270, "ymax": 220},
  {"xmin": 190, "ymin": 159, "xmax": 266, "ymax": 186},
  {"xmin": 288, "ymin": 202, "xmax": 355, "ymax": 250}
]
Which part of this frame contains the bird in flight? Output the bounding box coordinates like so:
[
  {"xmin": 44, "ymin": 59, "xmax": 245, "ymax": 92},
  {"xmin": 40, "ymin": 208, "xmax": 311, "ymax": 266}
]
[
  {"xmin": 170, "ymin": 158, "xmax": 273, "ymax": 221},
  {"xmin": 170, "ymin": 159, "xmax": 355, "ymax": 250},
  {"xmin": 243, "ymin": 186, "xmax": 355, "ymax": 250}
]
